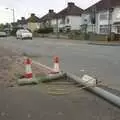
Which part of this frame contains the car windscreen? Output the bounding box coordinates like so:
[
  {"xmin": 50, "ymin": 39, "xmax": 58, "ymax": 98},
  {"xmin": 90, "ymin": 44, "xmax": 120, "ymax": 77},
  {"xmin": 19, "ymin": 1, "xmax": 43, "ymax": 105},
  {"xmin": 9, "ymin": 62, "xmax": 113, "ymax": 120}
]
[{"xmin": 21, "ymin": 30, "xmax": 29, "ymax": 33}]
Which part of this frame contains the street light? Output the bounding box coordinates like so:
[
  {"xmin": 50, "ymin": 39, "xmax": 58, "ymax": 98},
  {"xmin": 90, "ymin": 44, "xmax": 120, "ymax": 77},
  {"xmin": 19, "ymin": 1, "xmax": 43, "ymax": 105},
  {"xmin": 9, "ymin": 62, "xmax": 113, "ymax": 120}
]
[{"xmin": 5, "ymin": 8, "xmax": 15, "ymax": 23}]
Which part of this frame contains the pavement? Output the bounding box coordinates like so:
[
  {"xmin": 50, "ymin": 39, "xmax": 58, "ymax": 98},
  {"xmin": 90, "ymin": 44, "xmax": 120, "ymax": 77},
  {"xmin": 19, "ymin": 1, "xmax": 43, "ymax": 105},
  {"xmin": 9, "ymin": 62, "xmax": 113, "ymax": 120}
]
[
  {"xmin": 0, "ymin": 83, "xmax": 120, "ymax": 120},
  {"xmin": 0, "ymin": 37, "xmax": 120, "ymax": 91},
  {"xmin": 88, "ymin": 41, "xmax": 120, "ymax": 46}
]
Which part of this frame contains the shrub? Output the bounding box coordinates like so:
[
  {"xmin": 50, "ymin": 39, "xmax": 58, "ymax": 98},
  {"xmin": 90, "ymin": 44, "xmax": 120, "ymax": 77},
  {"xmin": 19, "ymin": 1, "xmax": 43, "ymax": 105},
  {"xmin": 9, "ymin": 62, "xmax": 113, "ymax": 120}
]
[
  {"xmin": 37, "ymin": 28, "xmax": 53, "ymax": 34},
  {"xmin": 10, "ymin": 27, "xmax": 18, "ymax": 36}
]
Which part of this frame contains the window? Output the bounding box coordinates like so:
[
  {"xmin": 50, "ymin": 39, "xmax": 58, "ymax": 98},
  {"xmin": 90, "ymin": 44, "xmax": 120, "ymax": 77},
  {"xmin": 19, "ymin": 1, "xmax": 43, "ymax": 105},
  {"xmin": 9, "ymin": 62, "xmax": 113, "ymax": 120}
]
[
  {"xmin": 116, "ymin": 10, "xmax": 120, "ymax": 20},
  {"xmin": 100, "ymin": 25, "xmax": 109, "ymax": 34},
  {"xmin": 109, "ymin": 12, "xmax": 112, "ymax": 20},
  {"xmin": 67, "ymin": 18, "xmax": 70, "ymax": 24},
  {"xmin": 60, "ymin": 18, "xmax": 65, "ymax": 24},
  {"xmin": 100, "ymin": 13, "xmax": 108, "ymax": 20},
  {"xmin": 117, "ymin": 26, "xmax": 120, "ymax": 33}
]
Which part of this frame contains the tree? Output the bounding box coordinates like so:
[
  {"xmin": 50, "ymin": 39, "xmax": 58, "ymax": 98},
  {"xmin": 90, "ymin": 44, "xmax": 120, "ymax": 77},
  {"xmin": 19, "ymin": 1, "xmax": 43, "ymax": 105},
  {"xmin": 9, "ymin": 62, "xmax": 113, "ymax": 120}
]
[{"xmin": 0, "ymin": 24, "xmax": 5, "ymax": 31}]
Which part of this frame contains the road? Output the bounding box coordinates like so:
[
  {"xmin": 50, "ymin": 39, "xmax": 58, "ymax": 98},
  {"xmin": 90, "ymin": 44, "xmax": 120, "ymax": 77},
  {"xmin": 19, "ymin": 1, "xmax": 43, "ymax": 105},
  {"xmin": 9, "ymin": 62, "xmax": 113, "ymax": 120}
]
[
  {"xmin": 0, "ymin": 37, "xmax": 120, "ymax": 120},
  {"xmin": 1, "ymin": 37, "xmax": 120, "ymax": 90},
  {"xmin": 1, "ymin": 85, "xmax": 120, "ymax": 120}
]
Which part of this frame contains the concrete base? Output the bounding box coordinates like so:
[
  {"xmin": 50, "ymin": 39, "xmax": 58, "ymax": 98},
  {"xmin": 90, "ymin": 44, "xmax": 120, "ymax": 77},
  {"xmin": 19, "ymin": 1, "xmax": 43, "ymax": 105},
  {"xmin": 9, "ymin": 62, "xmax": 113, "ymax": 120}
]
[{"xmin": 17, "ymin": 78, "xmax": 38, "ymax": 86}]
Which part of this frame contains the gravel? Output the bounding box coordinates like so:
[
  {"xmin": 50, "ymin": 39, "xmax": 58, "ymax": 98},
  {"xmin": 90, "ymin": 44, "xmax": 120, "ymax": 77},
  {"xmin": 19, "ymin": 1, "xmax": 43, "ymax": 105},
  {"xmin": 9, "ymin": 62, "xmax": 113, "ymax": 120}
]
[{"xmin": 0, "ymin": 47, "xmax": 50, "ymax": 87}]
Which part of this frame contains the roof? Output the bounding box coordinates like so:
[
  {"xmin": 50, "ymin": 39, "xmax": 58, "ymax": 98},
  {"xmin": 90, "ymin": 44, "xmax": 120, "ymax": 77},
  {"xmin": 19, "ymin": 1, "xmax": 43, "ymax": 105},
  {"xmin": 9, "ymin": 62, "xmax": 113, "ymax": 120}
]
[
  {"xmin": 27, "ymin": 13, "xmax": 40, "ymax": 23},
  {"xmin": 84, "ymin": 0, "xmax": 120, "ymax": 14},
  {"xmin": 40, "ymin": 10, "xmax": 56, "ymax": 22},
  {"xmin": 56, "ymin": 2, "xmax": 83, "ymax": 18},
  {"xmin": 17, "ymin": 17, "xmax": 27, "ymax": 24}
]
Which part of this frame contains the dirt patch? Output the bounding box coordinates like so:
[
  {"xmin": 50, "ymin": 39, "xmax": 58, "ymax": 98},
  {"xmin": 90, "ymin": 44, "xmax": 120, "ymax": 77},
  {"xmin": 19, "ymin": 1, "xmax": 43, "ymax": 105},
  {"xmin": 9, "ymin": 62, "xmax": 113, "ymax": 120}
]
[{"xmin": 0, "ymin": 47, "xmax": 51, "ymax": 87}]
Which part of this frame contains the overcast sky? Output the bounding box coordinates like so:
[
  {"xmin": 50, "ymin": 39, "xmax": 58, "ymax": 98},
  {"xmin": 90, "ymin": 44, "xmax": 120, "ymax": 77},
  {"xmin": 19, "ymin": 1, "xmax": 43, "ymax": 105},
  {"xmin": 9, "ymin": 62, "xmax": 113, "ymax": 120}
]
[{"xmin": 0, "ymin": 0, "xmax": 100, "ymax": 24}]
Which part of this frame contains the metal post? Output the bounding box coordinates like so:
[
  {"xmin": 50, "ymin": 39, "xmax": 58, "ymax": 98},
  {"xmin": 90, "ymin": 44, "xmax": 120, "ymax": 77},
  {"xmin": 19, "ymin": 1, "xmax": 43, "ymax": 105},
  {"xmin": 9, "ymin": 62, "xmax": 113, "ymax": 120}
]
[
  {"xmin": 56, "ymin": 17, "xmax": 59, "ymax": 39},
  {"xmin": 12, "ymin": 9, "xmax": 15, "ymax": 23},
  {"xmin": 108, "ymin": 8, "xmax": 113, "ymax": 41},
  {"xmin": 67, "ymin": 72, "xmax": 120, "ymax": 108}
]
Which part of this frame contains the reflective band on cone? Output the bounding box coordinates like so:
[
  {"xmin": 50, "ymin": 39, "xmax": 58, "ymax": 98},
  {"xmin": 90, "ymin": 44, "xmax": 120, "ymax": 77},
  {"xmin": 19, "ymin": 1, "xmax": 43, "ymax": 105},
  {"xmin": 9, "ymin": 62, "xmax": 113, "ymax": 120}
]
[
  {"xmin": 24, "ymin": 58, "xmax": 33, "ymax": 79},
  {"xmin": 52, "ymin": 56, "xmax": 60, "ymax": 74},
  {"xmin": 53, "ymin": 63, "xmax": 60, "ymax": 73}
]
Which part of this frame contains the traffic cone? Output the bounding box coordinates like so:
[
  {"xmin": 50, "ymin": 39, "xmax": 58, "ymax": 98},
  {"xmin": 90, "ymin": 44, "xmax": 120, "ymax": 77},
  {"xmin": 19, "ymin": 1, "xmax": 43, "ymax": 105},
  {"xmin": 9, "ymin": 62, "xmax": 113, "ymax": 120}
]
[
  {"xmin": 24, "ymin": 58, "xmax": 33, "ymax": 79},
  {"xmin": 53, "ymin": 56, "xmax": 60, "ymax": 73}
]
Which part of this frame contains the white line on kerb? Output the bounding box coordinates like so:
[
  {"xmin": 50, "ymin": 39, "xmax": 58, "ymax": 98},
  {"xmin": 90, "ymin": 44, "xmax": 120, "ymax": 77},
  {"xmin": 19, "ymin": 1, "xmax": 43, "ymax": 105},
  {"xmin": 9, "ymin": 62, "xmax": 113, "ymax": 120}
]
[{"xmin": 32, "ymin": 60, "xmax": 53, "ymax": 71}]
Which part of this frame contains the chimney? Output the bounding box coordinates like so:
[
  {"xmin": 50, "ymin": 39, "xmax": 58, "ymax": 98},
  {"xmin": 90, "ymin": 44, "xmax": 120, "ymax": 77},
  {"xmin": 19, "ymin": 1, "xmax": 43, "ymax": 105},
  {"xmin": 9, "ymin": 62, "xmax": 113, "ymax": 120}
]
[
  {"xmin": 68, "ymin": 2, "xmax": 75, "ymax": 7},
  {"xmin": 21, "ymin": 17, "xmax": 25, "ymax": 20},
  {"xmin": 31, "ymin": 13, "xmax": 35, "ymax": 16},
  {"xmin": 49, "ymin": 9, "xmax": 54, "ymax": 13}
]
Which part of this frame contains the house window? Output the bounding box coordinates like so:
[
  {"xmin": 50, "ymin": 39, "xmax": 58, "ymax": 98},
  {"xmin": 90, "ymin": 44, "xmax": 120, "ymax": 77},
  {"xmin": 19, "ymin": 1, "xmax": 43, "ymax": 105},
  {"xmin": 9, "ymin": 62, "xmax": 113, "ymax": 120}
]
[
  {"xmin": 116, "ymin": 11, "xmax": 120, "ymax": 20},
  {"xmin": 100, "ymin": 25, "xmax": 109, "ymax": 34},
  {"xmin": 67, "ymin": 18, "xmax": 70, "ymax": 24},
  {"xmin": 109, "ymin": 12, "xmax": 112, "ymax": 20},
  {"xmin": 100, "ymin": 13, "xmax": 108, "ymax": 20},
  {"xmin": 60, "ymin": 18, "xmax": 65, "ymax": 24},
  {"xmin": 117, "ymin": 26, "xmax": 120, "ymax": 33}
]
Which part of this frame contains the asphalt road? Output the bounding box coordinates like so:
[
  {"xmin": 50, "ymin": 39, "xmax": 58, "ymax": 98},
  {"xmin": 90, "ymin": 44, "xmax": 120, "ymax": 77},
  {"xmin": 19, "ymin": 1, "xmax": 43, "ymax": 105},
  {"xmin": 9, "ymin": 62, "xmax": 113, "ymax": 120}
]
[
  {"xmin": 1, "ymin": 37, "xmax": 120, "ymax": 90},
  {"xmin": 0, "ymin": 37, "xmax": 120, "ymax": 120},
  {"xmin": 0, "ymin": 84, "xmax": 120, "ymax": 120}
]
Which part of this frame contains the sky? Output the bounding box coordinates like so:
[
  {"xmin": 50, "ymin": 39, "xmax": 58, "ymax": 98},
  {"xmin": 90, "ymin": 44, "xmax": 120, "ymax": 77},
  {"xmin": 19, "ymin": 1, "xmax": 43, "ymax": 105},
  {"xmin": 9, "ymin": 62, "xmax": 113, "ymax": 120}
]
[{"xmin": 0, "ymin": 0, "xmax": 100, "ymax": 24}]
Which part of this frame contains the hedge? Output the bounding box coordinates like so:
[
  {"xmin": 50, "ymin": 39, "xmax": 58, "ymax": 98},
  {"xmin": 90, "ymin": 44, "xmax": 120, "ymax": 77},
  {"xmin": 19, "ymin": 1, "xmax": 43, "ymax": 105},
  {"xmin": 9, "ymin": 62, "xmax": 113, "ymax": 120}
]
[{"xmin": 36, "ymin": 28, "xmax": 53, "ymax": 34}]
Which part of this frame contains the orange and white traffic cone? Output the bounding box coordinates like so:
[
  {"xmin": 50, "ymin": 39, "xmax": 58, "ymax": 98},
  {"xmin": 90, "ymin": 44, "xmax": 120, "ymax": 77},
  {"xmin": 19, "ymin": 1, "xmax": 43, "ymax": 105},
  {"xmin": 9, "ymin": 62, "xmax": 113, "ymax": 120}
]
[
  {"xmin": 24, "ymin": 58, "xmax": 33, "ymax": 79},
  {"xmin": 53, "ymin": 56, "xmax": 60, "ymax": 73}
]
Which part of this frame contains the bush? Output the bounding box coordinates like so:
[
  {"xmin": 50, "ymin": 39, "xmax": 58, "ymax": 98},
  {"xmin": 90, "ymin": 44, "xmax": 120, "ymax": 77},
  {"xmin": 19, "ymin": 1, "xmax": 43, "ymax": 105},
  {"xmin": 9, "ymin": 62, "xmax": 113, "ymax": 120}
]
[
  {"xmin": 37, "ymin": 28, "xmax": 53, "ymax": 34},
  {"xmin": 89, "ymin": 34, "xmax": 108, "ymax": 41},
  {"xmin": 10, "ymin": 27, "xmax": 18, "ymax": 36},
  {"xmin": 110, "ymin": 32, "xmax": 116, "ymax": 41},
  {"xmin": 68, "ymin": 31, "xmax": 90, "ymax": 40}
]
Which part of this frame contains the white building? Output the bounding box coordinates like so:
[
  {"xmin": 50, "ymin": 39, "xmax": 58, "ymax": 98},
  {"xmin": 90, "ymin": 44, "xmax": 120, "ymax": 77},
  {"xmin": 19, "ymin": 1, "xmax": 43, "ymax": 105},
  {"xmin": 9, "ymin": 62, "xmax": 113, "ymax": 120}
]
[
  {"xmin": 54, "ymin": 2, "xmax": 83, "ymax": 32},
  {"xmin": 82, "ymin": 0, "xmax": 120, "ymax": 35},
  {"xmin": 40, "ymin": 10, "xmax": 56, "ymax": 29}
]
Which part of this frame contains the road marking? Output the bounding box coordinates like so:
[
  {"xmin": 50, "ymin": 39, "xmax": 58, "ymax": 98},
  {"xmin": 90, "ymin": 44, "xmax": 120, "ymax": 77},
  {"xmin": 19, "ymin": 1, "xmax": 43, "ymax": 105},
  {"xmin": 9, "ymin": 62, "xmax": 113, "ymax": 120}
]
[{"xmin": 32, "ymin": 60, "xmax": 53, "ymax": 71}]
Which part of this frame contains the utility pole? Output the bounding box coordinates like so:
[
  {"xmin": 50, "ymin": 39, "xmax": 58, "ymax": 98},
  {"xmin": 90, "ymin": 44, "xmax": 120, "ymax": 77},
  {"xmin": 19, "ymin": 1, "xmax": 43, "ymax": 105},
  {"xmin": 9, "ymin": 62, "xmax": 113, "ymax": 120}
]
[
  {"xmin": 108, "ymin": 8, "xmax": 113, "ymax": 41},
  {"xmin": 6, "ymin": 8, "xmax": 15, "ymax": 23},
  {"xmin": 56, "ymin": 17, "xmax": 59, "ymax": 39}
]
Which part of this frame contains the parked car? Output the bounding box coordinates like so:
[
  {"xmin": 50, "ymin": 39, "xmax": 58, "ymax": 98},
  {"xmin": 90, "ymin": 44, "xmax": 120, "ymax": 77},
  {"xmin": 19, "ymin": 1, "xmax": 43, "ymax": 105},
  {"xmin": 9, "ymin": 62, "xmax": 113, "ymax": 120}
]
[
  {"xmin": 0, "ymin": 31, "xmax": 7, "ymax": 37},
  {"xmin": 16, "ymin": 29, "xmax": 32, "ymax": 40}
]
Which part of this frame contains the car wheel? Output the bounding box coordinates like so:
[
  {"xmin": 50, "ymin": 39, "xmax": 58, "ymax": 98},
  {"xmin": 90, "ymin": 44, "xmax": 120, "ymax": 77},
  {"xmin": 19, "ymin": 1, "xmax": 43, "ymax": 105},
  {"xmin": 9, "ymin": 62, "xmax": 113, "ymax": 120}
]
[{"xmin": 30, "ymin": 37, "xmax": 32, "ymax": 40}]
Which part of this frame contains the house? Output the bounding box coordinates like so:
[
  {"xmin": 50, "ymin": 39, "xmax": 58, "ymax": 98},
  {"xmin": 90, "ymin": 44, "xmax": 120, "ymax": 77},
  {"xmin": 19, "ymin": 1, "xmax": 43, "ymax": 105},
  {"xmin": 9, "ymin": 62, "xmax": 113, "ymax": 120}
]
[
  {"xmin": 55, "ymin": 2, "xmax": 83, "ymax": 32},
  {"xmin": 17, "ymin": 17, "xmax": 27, "ymax": 29},
  {"xmin": 27, "ymin": 13, "xmax": 40, "ymax": 32},
  {"xmin": 82, "ymin": 0, "xmax": 120, "ymax": 35},
  {"xmin": 40, "ymin": 9, "xmax": 56, "ymax": 28}
]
